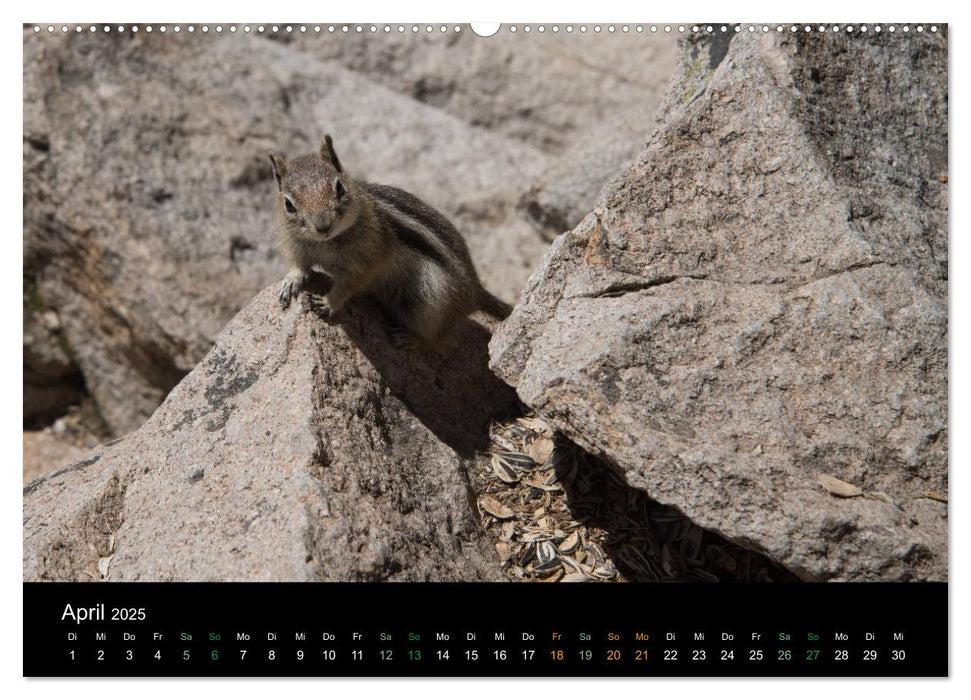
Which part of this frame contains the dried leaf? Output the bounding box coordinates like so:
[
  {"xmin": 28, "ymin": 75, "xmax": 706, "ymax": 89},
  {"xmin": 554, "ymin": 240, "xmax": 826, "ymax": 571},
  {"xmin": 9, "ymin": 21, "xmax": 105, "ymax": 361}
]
[
  {"xmin": 815, "ymin": 472, "xmax": 863, "ymax": 498},
  {"xmin": 479, "ymin": 496, "xmax": 514, "ymax": 520},
  {"xmin": 525, "ymin": 436, "xmax": 555, "ymax": 465},
  {"xmin": 558, "ymin": 532, "xmax": 580, "ymax": 554}
]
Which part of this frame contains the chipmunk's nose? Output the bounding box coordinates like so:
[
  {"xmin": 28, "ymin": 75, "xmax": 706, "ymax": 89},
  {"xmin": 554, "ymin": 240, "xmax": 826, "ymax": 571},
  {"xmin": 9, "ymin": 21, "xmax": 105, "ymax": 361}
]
[{"xmin": 311, "ymin": 213, "xmax": 332, "ymax": 233}]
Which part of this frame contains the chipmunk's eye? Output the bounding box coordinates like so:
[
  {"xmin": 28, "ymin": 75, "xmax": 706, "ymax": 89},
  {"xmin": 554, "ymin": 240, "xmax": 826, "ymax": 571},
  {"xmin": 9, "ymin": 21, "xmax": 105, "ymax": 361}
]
[
  {"xmin": 284, "ymin": 197, "xmax": 297, "ymax": 214},
  {"xmin": 335, "ymin": 180, "xmax": 346, "ymax": 199}
]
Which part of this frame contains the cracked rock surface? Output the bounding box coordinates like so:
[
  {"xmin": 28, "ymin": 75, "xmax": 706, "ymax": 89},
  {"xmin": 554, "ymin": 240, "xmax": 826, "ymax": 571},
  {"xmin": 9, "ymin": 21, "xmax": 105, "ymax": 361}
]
[
  {"xmin": 24, "ymin": 282, "xmax": 518, "ymax": 581},
  {"xmin": 489, "ymin": 31, "xmax": 948, "ymax": 581}
]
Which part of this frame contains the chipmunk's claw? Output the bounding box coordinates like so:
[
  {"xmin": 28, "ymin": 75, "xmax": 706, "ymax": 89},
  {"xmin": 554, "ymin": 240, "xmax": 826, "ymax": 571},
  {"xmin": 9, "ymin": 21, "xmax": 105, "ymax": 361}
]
[{"xmin": 279, "ymin": 272, "xmax": 308, "ymax": 308}]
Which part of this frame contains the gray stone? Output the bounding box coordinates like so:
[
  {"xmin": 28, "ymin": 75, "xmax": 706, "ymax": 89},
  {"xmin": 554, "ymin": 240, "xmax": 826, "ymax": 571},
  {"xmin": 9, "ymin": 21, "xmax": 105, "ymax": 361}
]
[
  {"xmin": 291, "ymin": 28, "xmax": 678, "ymax": 154},
  {"xmin": 291, "ymin": 29, "xmax": 679, "ymax": 240},
  {"xmin": 24, "ymin": 281, "xmax": 518, "ymax": 582},
  {"xmin": 490, "ymin": 31, "xmax": 948, "ymax": 581}
]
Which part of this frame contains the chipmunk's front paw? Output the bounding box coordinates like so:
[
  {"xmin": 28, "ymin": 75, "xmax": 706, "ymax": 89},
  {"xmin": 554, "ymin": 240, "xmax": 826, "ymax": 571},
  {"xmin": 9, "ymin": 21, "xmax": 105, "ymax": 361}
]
[
  {"xmin": 279, "ymin": 272, "xmax": 308, "ymax": 308},
  {"xmin": 306, "ymin": 294, "xmax": 337, "ymax": 321}
]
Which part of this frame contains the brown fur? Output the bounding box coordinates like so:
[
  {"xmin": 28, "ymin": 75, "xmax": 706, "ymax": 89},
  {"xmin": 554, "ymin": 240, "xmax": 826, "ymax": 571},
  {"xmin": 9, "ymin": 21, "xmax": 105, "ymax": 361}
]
[{"xmin": 269, "ymin": 136, "xmax": 512, "ymax": 351}]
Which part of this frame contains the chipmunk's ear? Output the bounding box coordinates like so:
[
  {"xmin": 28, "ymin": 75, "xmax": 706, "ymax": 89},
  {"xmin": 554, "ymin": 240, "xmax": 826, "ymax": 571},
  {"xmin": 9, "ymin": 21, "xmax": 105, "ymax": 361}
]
[
  {"xmin": 268, "ymin": 152, "xmax": 287, "ymax": 190},
  {"xmin": 321, "ymin": 135, "xmax": 343, "ymax": 173}
]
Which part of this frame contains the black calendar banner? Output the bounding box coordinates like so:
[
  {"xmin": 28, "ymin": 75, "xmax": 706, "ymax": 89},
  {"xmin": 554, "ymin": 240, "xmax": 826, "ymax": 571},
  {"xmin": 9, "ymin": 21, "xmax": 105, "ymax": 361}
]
[{"xmin": 24, "ymin": 582, "xmax": 947, "ymax": 677}]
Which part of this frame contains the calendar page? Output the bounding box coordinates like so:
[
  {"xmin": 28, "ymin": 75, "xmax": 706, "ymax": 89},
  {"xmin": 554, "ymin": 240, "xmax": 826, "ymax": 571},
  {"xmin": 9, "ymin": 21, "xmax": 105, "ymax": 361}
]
[{"xmin": 22, "ymin": 20, "xmax": 948, "ymax": 678}]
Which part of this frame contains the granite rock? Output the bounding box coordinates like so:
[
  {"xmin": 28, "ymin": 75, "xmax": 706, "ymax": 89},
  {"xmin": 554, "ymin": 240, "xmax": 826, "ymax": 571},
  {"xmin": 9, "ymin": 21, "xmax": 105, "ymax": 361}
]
[
  {"xmin": 24, "ymin": 282, "xmax": 518, "ymax": 581},
  {"xmin": 490, "ymin": 31, "xmax": 948, "ymax": 581}
]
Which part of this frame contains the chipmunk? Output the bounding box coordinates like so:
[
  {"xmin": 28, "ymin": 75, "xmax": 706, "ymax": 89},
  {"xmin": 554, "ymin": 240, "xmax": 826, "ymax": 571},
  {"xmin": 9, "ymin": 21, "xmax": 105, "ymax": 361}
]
[{"xmin": 268, "ymin": 136, "xmax": 512, "ymax": 351}]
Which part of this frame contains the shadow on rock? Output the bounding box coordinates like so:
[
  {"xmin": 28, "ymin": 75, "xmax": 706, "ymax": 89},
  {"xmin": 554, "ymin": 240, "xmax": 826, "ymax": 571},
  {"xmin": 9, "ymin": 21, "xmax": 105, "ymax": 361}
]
[
  {"xmin": 552, "ymin": 441, "xmax": 802, "ymax": 582},
  {"xmin": 303, "ymin": 273, "xmax": 521, "ymax": 457}
]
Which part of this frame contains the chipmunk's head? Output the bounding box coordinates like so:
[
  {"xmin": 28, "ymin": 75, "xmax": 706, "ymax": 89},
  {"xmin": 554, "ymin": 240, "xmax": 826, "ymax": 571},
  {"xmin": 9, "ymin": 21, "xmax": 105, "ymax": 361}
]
[{"xmin": 268, "ymin": 135, "xmax": 360, "ymax": 241}]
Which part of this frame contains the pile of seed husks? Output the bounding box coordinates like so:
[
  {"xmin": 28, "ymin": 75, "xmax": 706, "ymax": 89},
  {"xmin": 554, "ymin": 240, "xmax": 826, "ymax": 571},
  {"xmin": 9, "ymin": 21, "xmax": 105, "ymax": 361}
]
[{"xmin": 473, "ymin": 415, "xmax": 799, "ymax": 583}]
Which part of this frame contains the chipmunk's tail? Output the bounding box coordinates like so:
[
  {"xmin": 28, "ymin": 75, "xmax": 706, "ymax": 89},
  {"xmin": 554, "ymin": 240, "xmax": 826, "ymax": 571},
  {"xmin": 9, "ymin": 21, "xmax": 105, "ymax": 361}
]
[{"xmin": 478, "ymin": 288, "xmax": 513, "ymax": 320}]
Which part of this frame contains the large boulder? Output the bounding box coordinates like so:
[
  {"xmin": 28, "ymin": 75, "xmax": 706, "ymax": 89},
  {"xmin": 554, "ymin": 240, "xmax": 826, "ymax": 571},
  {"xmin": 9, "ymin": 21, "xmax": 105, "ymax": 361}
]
[
  {"xmin": 490, "ymin": 30, "xmax": 948, "ymax": 581},
  {"xmin": 24, "ymin": 282, "xmax": 518, "ymax": 581}
]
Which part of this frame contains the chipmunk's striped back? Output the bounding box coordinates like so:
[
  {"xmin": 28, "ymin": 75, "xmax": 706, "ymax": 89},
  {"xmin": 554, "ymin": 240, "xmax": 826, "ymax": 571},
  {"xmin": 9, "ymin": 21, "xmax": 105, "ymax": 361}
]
[{"xmin": 362, "ymin": 183, "xmax": 475, "ymax": 271}]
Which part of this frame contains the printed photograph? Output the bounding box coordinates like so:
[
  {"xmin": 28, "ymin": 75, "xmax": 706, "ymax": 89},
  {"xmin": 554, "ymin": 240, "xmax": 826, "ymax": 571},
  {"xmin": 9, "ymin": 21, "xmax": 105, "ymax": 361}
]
[{"xmin": 23, "ymin": 24, "xmax": 947, "ymax": 583}]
